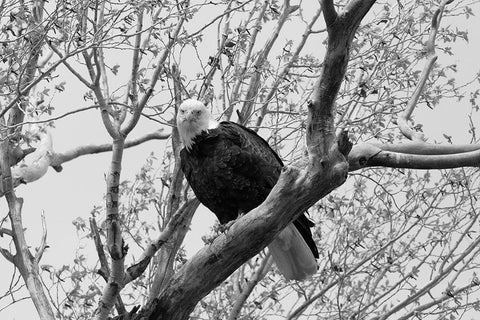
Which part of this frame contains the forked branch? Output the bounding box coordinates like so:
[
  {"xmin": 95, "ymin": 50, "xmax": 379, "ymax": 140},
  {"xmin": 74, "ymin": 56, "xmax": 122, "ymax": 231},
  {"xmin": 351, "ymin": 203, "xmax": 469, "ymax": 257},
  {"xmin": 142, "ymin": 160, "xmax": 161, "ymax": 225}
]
[
  {"xmin": 131, "ymin": 2, "xmax": 380, "ymax": 320},
  {"xmin": 349, "ymin": 0, "xmax": 480, "ymax": 171}
]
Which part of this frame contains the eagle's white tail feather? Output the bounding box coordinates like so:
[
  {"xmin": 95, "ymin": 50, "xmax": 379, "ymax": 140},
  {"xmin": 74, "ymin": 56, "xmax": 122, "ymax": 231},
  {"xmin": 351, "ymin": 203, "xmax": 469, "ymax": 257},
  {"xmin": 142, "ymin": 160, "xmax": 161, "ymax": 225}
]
[{"xmin": 268, "ymin": 223, "xmax": 317, "ymax": 281}]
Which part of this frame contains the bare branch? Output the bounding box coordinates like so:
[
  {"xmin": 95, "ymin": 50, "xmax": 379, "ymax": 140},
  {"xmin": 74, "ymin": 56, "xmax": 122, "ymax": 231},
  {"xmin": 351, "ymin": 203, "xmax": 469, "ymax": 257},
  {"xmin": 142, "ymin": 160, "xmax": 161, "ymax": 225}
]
[
  {"xmin": 33, "ymin": 212, "xmax": 48, "ymax": 264},
  {"xmin": 228, "ymin": 255, "xmax": 273, "ymax": 320},
  {"xmin": 49, "ymin": 129, "xmax": 170, "ymax": 169},
  {"xmin": 0, "ymin": 228, "xmax": 13, "ymax": 237},
  {"xmin": 287, "ymin": 213, "xmax": 424, "ymax": 319},
  {"xmin": 349, "ymin": 142, "xmax": 480, "ymax": 171},
  {"xmin": 397, "ymin": 0, "xmax": 451, "ymax": 141},
  {"xmin": 187, "ymin": 0, "xmax": 256, "ymax": 40},
  {"xmin": 376, "ymin": 234, "xmax": 480, "ymax": 320},
  {"xmin": 124, "ymin": 199, "xmax": 200, "ymax": 285},
  {"xmin": 255, "ymin": 6, "xmax": 323, "ymax": 128},
  {"xmin": 126, "ymin": 8, "xmax": 144, "ymax": 108},
  {"xmin": 49, "ymin": 44, "xmax": 94, "ymax": 89},
  {"xmin": 197, "ymin": 3, "xmax": 232, "ymax": 102},
  {"xmin": 122, "ymin": 3, "xmax": 189, "ymax": 137},
  {"xmin": 240, "ymin": 1, "xmax": 298, "ymax": 123},
  {"xmin": 227, "ymin": 0, "xmax": 269, "ymax": 120},
  {"xmin": 146, "ymin": 67, "xmax": 195, "ymax": 299}
]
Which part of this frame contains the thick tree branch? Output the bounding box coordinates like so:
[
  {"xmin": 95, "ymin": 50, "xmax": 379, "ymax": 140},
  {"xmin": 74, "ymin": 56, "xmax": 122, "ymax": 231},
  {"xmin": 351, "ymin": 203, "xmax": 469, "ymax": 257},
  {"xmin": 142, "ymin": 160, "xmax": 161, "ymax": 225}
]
[
  {"xmin": 349, "ymin": 142, "xmax": 480, "ymax": 171},
  {"xmin": 130, "ymin": 2, "xmax": 384, "ymax": 319},
  {"xmin": 93, "ymin": 137, "xmax": 127, "ymax": 320},
  {"xmin": 307, "ymin": 1, "xmax": 375, "ymax": 156},
  {"xmin": 136, "ymin": 158, "xmax": 347, "ymax": 319},
  {"xmin": 320, "ymin": 0, "xmax": 336, "ymax": 27},
  {"xmin": 90, "ymin": 217, "xmax": 127, "ymax": 315}
]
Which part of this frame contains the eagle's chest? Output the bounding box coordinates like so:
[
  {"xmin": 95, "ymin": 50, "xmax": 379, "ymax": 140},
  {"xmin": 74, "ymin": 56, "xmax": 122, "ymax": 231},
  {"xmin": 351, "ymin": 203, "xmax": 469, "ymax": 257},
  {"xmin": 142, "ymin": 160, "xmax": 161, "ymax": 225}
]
[{"xmin": 184, "ymin": 142, "xmax": 240, "ymax": 190}]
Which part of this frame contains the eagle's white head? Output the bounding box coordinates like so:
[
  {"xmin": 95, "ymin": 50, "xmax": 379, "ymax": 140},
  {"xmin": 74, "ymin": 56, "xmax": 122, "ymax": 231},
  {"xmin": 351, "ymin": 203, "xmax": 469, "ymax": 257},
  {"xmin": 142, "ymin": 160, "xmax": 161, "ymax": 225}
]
[{"xmin": 176, "ymin": 99, "xmax": 219, "ymax": 150}]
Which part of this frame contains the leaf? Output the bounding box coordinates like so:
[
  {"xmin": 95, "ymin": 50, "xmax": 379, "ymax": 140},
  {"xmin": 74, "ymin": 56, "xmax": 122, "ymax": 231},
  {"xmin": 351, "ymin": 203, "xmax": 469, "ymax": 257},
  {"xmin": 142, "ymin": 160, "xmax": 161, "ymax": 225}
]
[
  {"xmin": 55, "ymin": 81, "xmax": 66, "ymax": 92},
  {"xmin": 112, "ymin": 64, "xmax": 120, "ymax": 75}
]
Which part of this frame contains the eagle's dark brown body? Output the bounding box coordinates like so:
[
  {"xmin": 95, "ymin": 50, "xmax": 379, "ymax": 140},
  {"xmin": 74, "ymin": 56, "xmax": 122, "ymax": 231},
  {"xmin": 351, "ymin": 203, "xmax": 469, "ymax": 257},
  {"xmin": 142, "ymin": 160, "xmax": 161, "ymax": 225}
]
[{"xmin": 180, "ymin": 121, "xmax": 318, "ymax": 259}]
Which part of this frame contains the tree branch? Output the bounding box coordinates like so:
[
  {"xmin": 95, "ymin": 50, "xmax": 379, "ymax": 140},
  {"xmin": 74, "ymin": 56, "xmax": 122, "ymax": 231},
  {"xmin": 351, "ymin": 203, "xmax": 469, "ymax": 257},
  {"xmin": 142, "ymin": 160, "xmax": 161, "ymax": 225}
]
[
  {"xmin": 397, "ymin": 0, "xmax": 451, "ymax": 141},
  {"xmin": 93, "ymin": 137, "xmax": 127, "ymax": 320},
  {"xmin": 349, "ymin": 142, "xmax": 480, "ymax": 171},
  {"xmin": 33, "ymin": 212, "xmax": 48, "ymax": 264},
  {"xmin": 136, "ymin": 158, "xmax": 347, "ymax": 319},
  {"xmin": 6, "ymin": 0, "xmax": 46, "ymax": 136},
  {"xmin": 320, "ymin": 0, "xmax": 336, "ymax": 27},
  {"xmin": 0, "ymin": 121, "xmax": 55, "ymax": 319},
  {"xmin": 255, "ymin": 6, "xmax": 323, "ymax": 128},
  {"xmin": 147, "ymin": 65, "xmax": 189, "ymax": 299},
  {"xmin": 227, "ymin": 0, "xmax": 269, "ymax": 120},
  {"xmin": 125, "ymin": 199, "xmax": 200, "ymax": 285},
  {"xmin": 49, "ymin": 129, "xmax": 170, "ymax": 169},
  {"xmin": 307, "ymin": 1, "xmax": 375, "ymax": 156},
  {"xmin": 228, "ymin": 255, "xmax": 273, "ymax": 320},
  {"xmin": 122, "ymin": 2, "xmax": 189, "ymax": 137},
  {"xmin": 90, "ymin": 217, "xmax": 127, "ymax": 315},
  {"xmin": 240, "ymin": 0, "xmax": 297, "ymax": 123}
]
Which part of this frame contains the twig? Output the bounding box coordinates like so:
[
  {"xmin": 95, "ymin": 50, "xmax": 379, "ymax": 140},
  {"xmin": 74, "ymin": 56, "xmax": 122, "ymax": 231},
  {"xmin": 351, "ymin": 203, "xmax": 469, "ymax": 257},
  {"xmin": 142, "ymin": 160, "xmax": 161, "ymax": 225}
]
[
  {"xmin": 2, "ymin": 106, "xmax": 99, "ymax": 130},
  {"xmin": 34, "ymin": 211, "xmax": 48, "ymax": 263},
  {"xmin": 186, "ymin": 0, "xmax": 256, "ymax": 40}
]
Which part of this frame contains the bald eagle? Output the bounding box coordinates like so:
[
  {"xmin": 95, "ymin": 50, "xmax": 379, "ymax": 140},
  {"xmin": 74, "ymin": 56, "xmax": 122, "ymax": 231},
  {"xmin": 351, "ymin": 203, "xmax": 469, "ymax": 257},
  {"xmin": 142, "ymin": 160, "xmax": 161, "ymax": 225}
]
[{"xmin": 177, "ymin": 99, "xmax": 318, "ymax": 281}]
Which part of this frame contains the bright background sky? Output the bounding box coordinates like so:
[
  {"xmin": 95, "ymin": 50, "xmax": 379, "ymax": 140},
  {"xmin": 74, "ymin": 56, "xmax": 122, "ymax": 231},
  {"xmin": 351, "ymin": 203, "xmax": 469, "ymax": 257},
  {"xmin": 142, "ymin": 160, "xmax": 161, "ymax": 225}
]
[{"xmin": 1, "ymin": 1, "xmax": 480, "ymax": 319}]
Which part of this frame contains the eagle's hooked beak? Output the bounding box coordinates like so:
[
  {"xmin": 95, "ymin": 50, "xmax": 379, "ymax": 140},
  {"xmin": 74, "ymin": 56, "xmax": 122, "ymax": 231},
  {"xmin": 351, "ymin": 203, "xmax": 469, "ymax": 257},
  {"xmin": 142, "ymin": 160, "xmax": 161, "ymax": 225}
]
[{"xmin": 184, "ymin": 110, "xmax": 200, "ymax": 123}]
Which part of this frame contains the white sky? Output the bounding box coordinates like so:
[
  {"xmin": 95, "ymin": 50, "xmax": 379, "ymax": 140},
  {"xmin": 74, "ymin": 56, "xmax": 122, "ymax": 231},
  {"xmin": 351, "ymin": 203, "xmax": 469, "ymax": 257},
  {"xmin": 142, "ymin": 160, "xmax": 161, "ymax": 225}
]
[{"xmin": 1, "ymin": 1, "xmax": 480, "ymax": 319}]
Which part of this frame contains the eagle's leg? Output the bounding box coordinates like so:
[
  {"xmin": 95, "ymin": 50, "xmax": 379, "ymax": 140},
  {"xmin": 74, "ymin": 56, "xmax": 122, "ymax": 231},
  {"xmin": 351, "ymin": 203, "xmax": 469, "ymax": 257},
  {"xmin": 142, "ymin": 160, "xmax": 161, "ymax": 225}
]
[{"xmin": 219, "ymin": 210, "xmax": 245, "ymax": 233}]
